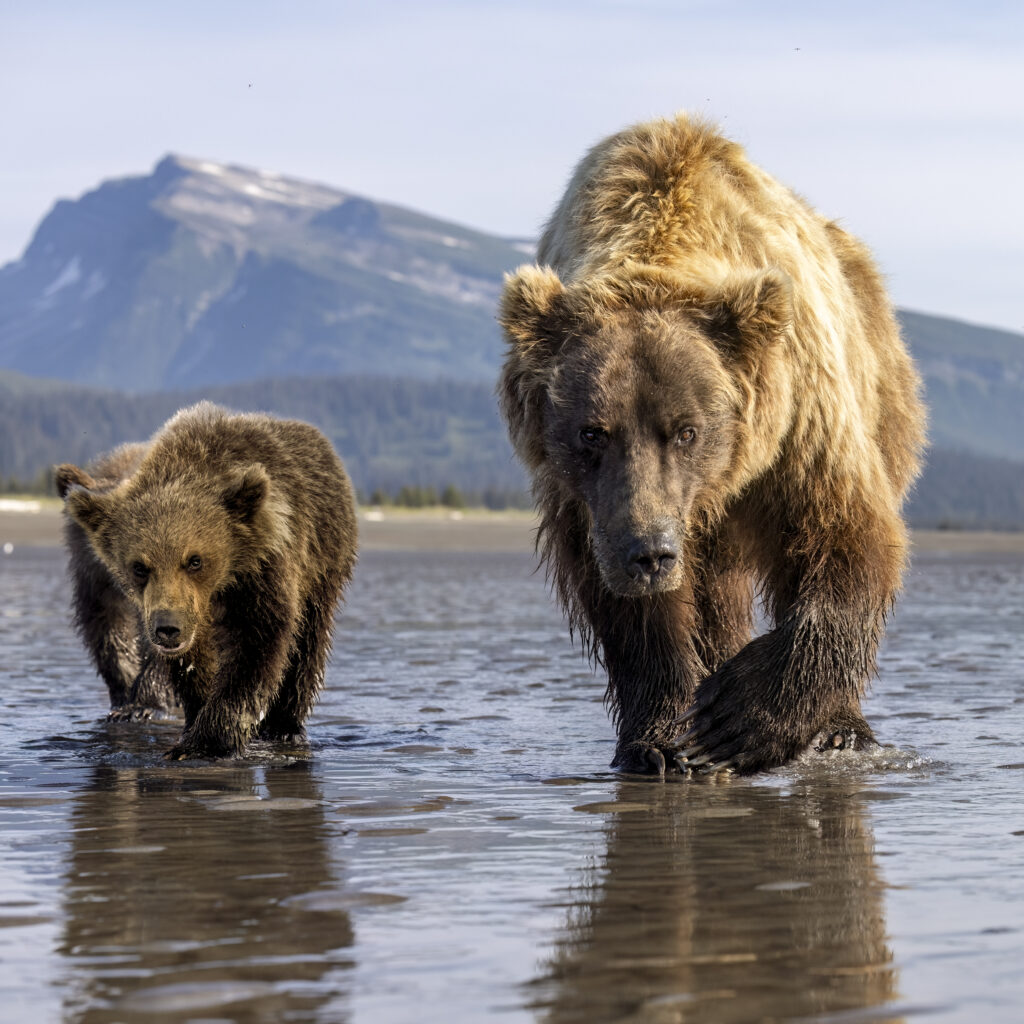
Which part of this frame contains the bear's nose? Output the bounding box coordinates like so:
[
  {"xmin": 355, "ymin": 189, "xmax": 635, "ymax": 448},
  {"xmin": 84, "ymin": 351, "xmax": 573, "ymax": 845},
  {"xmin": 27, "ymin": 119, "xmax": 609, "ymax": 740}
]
[
  {"xmin": 626, "ymin": 533, "xmax": 679, "ymax": 580},
  {"xmin": 152, "ymin": 613, "xmax": 181, "ymax": 647},
  {"xmin": 154, "ymin": 624, "xmax": 180, "ymax": 644}
]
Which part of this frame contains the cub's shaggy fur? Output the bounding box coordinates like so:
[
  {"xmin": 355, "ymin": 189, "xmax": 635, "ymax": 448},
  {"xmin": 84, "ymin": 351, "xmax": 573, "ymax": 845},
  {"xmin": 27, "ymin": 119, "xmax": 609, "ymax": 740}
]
[
  {"xmin": 499, "ymin": 114, "xmax": 925, "ymax": 774},
  {"xmin": 57, "ymin": 402, "xmax": 357, "ymax": 759},
  {"xmin": 57, "ymin": 442, "xmax": 177, "ymax": 717}
]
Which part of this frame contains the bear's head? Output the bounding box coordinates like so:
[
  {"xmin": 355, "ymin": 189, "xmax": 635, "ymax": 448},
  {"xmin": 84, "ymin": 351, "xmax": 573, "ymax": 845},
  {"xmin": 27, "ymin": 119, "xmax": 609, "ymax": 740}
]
[
  {"xmin": 58, "ymin": 464, "xmax": 273, "ymax": 657},
  {"xmin": 498, "ymin": 262, "xmax": 791, "ymax": 597}
]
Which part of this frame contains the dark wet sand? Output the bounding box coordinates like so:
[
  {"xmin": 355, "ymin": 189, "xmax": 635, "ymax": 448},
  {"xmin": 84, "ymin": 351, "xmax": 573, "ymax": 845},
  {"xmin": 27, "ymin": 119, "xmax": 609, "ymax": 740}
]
[{"xmin": 2, "ymin": 502, "xmax": 1022, "ymax": 554}]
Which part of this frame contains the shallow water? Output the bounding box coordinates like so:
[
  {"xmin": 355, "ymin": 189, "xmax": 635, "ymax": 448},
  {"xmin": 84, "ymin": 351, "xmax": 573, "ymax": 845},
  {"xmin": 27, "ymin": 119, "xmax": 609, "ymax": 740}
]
[{"xmin": 1, "ymin": 546, "xmax": 1023, "ymax": 1023}]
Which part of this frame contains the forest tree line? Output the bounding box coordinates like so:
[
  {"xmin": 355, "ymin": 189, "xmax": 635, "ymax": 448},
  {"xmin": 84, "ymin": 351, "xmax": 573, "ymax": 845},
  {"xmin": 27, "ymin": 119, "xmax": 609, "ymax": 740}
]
[
  {"xmin": 2, "ymin": 371, "xmax": 1022, "ymax": 526},
  {"xmin": 0, "ymin": 372, "xmax": 532, "ymax": 507}
]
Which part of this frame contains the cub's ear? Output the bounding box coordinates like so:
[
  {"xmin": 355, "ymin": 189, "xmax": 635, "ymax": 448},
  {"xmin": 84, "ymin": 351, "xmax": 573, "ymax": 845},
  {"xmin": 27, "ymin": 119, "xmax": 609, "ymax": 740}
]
[
  {"xmin": 54, "ymin": 463, "xmax": 97, "ymax": 499},
  {"xmin": 701, "ymin": 267, "xmax": 792, "ymax": 369},
  {"xmin": 222, "ymin": 464, "xmax": 269, "ymax": 522},
  {"xmin": 64, "ymin": 486, "xmax": 113, "ymax": 541},
  {"xmin": 497, "ymin": 265, "xmax": 571, "ymax": 468}
]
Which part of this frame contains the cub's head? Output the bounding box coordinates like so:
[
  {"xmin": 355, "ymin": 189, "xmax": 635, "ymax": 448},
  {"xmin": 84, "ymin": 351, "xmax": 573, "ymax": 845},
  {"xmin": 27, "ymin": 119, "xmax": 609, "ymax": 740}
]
[
  {"xmin": 498, "ymin": 263, "xmax": 791, "ymax": 597},
  {"xmin": 59, "ymin": 465, "xmax": 272, "ymax": 657}
]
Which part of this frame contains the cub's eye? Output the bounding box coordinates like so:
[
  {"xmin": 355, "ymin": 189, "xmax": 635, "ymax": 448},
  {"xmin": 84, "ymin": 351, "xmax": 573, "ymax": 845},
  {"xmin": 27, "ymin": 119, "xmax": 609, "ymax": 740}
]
[
  {"xmin": 675, "ymin": 427, "xmax": 698, "ymax": 447},
  {"xmin": 131, "ymin": 562, "xmax": 150, "ymax": 583},
  {"xmin": 579, "ymin": 427, "xmax": 609, "ymax": 449},
  {"xmin": 186, "ymin": 555, "xmax": 203, "ymax": 573}
]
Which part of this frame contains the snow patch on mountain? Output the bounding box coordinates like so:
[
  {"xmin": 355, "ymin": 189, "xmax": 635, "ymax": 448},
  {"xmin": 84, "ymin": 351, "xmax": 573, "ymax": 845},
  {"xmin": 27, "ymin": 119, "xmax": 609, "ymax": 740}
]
[{"xmin": 42, "ymin": 256, "xmax": 81, "ymax": 297}]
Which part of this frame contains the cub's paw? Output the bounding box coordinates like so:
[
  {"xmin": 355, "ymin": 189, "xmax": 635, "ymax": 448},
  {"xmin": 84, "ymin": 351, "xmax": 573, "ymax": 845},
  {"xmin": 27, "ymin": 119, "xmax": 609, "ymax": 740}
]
[
  {"xmin": 163, "ymin": 739, "xmax": 237, "ymax": 762},
  {"xmin": 266, "ymin": 730, "xmax": 308, "ymax": 745},
  {"xmin": 163, "ymin": 727, "xmax": 237, "ymax": 761},
  {"xmin": 108, "ymin": 703, "xmax": 177, "ymax": 723},
  {"xmin": 611, "ymin": 741, "xmax": 676, "ymax": 776},
  {"xmin": 164, "ymin": 742, "xmax": 202, "ymax": 762},
  {"xmin": 108, "ymin": 704, "xmax": 154, "ymax": 723},
  {"xmin": 164, "ymin": 705, "xmax": 245, "ymax": 761},
  {"xmin": 256, "ymin": 719, "xmax": 308, "ymax": 744}
]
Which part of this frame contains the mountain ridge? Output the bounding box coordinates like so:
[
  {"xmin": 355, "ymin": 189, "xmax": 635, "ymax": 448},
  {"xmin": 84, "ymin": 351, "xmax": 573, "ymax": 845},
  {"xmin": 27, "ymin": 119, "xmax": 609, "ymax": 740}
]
[{"xmin": 0, "ymin": 154, "xmax": 531, "ymax": 391}]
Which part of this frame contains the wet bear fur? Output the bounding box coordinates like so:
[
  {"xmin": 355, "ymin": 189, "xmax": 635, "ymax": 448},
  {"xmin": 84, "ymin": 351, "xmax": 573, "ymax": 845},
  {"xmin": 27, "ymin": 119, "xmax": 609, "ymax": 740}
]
[
  {"xmin": 499, "ymin": 114, "xmax": 926, "ymax": 774},
  {"xmin": 56, "ymin": 402, "xmax": 358, "ymax": 759},
  {"xmin": 56, "ymin": 442, "xmax": 177, "ymax": 718}
]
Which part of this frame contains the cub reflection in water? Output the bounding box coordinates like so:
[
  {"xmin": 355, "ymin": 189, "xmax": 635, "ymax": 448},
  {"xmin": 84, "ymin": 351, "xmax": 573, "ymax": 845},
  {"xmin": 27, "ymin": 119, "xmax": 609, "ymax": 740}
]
[
  {"xmin": 58, "ymin": 759, "xmax": 353, "ymax": 1024},
  {"xmin": 531, "ymin": 780, "xmax": 896, "ymax": 1023}
]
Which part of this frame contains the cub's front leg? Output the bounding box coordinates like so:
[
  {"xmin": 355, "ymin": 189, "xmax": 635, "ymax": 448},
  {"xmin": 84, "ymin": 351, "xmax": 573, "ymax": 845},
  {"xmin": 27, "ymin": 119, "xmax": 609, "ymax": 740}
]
[{"xmin": 165, "ymin": 584, "xmax": 297, "ymax": 760}]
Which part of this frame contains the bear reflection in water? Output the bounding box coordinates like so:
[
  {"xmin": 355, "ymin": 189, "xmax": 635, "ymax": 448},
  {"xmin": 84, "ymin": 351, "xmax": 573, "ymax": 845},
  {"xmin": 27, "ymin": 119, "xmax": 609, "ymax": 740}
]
[
  {"xmin": 531, "ymin": 780, "xmax": 896, "ymax": 1024},
  {"xmin": 58, "ymin": 759, "xmax": 352, "ymax": 1024}
]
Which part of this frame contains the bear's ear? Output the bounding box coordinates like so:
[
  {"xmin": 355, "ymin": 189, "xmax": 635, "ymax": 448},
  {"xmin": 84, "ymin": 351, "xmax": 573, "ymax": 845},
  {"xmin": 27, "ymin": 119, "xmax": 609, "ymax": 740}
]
[
  {"xmin": 497, "ymin": 265, "xmax": 572, "ymax": 467},
  {"xmin": 498, "ymin": 265, "xmax": 570, "ymax": 352},
  {"xmin": 701, "ymin": 267, "xmax": 792, "ymax": 368},
  {"xmin": 54, "ymin": 463, "xmax": 97, "ymax": 499},
  {"xmin": 64, "ymin": 486, "xmax": 113, "ymax": 543},
  {"xmin": 222, "ymin": 464, "xmax": 269, "ymax": 522}
]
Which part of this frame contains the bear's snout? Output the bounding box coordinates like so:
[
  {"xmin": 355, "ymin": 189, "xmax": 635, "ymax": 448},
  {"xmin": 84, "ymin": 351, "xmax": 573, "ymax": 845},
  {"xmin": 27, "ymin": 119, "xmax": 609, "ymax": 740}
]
[
  {"xmin": 595, "ymin": 519, "xmax": 683, "ymax": 597},
  {"xmin": 626, "ymin": 531, "xmax": 679, "ymax": 583},
  {"xmin": 150, "ymin": 610, "xmax": 189, "ymax": 654}
]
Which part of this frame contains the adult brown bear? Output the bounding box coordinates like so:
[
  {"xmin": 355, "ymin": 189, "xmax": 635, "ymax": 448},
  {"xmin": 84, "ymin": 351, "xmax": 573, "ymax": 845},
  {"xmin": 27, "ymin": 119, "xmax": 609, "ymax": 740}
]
[
  {"xmin": 499, "ymin": 114, "xmax": 925, "ymax": 774},
  {"xmin": 57, "ymin": 402, "xmax": 358, "ymax": 759}
]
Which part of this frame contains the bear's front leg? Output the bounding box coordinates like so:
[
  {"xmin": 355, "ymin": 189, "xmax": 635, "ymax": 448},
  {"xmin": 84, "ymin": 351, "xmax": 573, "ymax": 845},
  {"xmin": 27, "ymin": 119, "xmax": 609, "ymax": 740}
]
[
  {"xmin": 672, "ymin": 518, "xmax": 901, "ymax": 773},
  {"xmin": 672, "ymin": 622, "xmax": 825, "ymax": 772},
  {"xmin": 165, "ymin": 583, "xmax": 297, "ymax": 760},
  {"xmin": 108, "ymin": 652, "xmax": 179, "ymax": 722},
  {"xmin": 597, "ymin": 589, "xmax": 704, "ymax": 776}
]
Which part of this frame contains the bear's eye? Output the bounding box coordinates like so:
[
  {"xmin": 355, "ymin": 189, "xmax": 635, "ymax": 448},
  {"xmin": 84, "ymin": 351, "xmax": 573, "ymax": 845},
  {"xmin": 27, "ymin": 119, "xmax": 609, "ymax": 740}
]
[
  {"xmin": 185, "ymin": 555, "xmax": 203, "ymax": 573},
  {"xmin": 131, "ymin": 562, "xmax": 150, "ymax": 584},
  {"xmin": 675, "ymin": 427, "xmax": 698, "ymax": 448},
  {"xmin": 579, "ymin": 426, "xmax": 609, "ymax": 450}
]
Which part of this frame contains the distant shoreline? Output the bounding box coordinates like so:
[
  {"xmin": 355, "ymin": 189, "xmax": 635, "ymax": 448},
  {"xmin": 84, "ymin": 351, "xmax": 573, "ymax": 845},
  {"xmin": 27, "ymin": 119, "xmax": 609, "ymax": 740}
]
[
  {"xmin": 2, "ymin": 501, "xmax": 1023, "ymax": 555},
  {"xmin": 0, "ymin": 501, "xmax": 538, "ymax": 554}
]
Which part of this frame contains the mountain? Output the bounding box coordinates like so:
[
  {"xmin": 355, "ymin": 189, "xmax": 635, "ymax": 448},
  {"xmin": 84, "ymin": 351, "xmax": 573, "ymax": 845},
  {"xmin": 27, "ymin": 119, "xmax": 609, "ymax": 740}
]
[{"xmin": 0, "ymin": 156, "xmax": 531, "ymax": 391}]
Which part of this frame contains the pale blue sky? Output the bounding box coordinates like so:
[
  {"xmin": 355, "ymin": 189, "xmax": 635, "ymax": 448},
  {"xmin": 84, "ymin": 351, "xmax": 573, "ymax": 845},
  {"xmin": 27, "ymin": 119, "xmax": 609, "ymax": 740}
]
[{"xmin": 2, "ymin": 0, "xmax": 1022, "ymax": 331}]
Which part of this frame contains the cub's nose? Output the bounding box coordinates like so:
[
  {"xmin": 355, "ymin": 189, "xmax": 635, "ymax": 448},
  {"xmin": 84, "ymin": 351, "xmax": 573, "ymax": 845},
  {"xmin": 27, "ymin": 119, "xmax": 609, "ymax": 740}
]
[
  {"xmin": 626, "ymin": 533, "xmax": 679, "ymax": 581},
  {"xmin": 152, "ymin": 612, "xmax": 181, "ymax": 647}
]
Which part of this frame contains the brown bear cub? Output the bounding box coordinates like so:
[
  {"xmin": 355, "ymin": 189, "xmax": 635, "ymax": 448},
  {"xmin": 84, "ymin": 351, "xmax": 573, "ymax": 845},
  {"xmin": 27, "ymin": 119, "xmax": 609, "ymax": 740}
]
[
  {"xmin": 56, "ymin": 402, "xmax": 358, "ymax": 759},
  {"xmin": 499, "ymin": 114, "xmax": 926, "ymax": 775}
]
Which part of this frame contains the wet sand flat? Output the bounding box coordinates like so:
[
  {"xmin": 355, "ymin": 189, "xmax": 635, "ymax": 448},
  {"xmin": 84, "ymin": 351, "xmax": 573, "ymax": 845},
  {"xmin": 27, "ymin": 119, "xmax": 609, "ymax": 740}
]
[
  {"xmin": 1, "ymin": 538, "xmax": 1024, "ymax": 1022},
  {"xmin": 2, "ymin": 501, "xmax": 1023, "ymax": 554}
]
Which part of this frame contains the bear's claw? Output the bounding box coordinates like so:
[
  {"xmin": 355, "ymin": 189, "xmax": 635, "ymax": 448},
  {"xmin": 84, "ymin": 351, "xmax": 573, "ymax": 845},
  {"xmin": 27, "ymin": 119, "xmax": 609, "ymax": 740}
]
[{"xmin": 107, "ymin": 703, "xmax": 173, "ymax": 723}]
